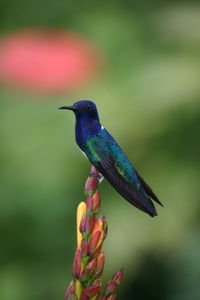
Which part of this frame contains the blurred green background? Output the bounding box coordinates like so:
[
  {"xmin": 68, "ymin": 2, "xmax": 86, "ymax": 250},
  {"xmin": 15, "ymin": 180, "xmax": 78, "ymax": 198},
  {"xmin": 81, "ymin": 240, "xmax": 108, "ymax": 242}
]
[{"xmin": 1, "ymin": 1, "xmax": 200, "ymax": 299}]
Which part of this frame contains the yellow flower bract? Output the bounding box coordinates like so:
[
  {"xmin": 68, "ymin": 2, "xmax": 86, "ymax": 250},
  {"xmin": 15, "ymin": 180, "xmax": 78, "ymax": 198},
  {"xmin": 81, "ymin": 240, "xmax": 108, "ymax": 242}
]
[{"xmin": 76, "ymin": 201, "xmax": 86, "ymax": 249}]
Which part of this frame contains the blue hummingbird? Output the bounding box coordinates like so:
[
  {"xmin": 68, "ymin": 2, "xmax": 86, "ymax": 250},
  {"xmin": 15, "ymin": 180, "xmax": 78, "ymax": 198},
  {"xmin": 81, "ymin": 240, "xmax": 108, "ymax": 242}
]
[{"xmin": 59, "ymin": 100, "xmax": 162, "ymax": 217}]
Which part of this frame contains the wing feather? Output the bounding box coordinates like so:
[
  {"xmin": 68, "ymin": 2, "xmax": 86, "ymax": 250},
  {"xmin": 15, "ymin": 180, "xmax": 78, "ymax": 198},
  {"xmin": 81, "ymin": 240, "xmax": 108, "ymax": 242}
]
[
  {"xmin": 82, "ymin": 130, "xmax": 161, "ymax": 217},
  {"xmin": 95, "ymin": 155, "xmax": 157, "ymax": 217},
  {"xmin": 135, "ymin": 171, "xmax": 163, "ymax": 207}
]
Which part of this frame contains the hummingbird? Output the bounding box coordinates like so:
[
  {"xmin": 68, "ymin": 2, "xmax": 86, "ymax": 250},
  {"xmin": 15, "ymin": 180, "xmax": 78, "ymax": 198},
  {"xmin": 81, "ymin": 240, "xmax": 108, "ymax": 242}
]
[{"xmin": 59, "ymin": 100, "xmax": 162, "ymax": 217}]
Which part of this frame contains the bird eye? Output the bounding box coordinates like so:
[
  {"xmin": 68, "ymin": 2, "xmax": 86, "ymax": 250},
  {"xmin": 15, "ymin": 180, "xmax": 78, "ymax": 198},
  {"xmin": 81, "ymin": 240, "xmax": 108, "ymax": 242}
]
[{"xmin": 86, "ymin": 104, "xmax": 92, "ymax": 111}]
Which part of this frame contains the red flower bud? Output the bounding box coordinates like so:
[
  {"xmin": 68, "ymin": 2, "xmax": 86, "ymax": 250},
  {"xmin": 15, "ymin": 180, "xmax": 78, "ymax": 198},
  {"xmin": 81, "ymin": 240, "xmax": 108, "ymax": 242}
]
[
  {"xmin": 80, "ymin": 290, "xmax": 89, "ymax": 300},
  {"xmin": 96, "ymin": 251, "xmax": 105, "ymax": 277},
  {"xmin": 80, "ymin": 239, "xmax": 89, "ymax": 257},
  {"xmin": 85, "ymin": 215, "xmax": 96, "ymax": 234},
  {"xmin": 86, "ymin": 196, "xmax": 93, "ymax": 211},
  {"xmin": 106, "ymin": 281, "xmax": 118, "ymax": 294},
  {"xmin": 92, "ymin": 220, "xmax": 101, "ymax": 234},
  {"xmin": 80, "ymin": 289, "xmax": 89, "ymax": 300},
  {"xmin": 112, "ymin": 269, "xmax": 124, "ymax": 286},
  {"xmin": 92, "ymin": 217, "xmax": 108, "ymax": 245},
  {"xmin": 72, "ymin": 249, "xmax": 81, "ymax": 279},
  {"xmin": 86, "ymin": 190, "xmax": 101, "ymax": 213},
  {"xmin": 64, "ymin": 280, "xmax": 75, "ymax": 300},
  {"xmin": 84, "ymin": 166, "xmax": 100, "ymax": 196},
  {"xmin": 85, "ymin": 279, "xmax": 101, "ymax": 298},
  {"xmin": 80, "ymin": 214, "xmax": 96, "ymax": 235},
  {"xmin": 88, "ymin": 230, "xmax": 102, "ymax": 256},
  {"xmin": 80, "ymin": 258, "xmax": 97, "ymax": 282},
  {"xmin": 102, "ymin": 277, "xmax": 120, "ymax": 299},
  {"xmin": 92, "ymin": 240, "xmax": 104, "ymax": 258},
  {"xmin": 66, "ymin": 293, "xmax": 78, "ymax": 300}
]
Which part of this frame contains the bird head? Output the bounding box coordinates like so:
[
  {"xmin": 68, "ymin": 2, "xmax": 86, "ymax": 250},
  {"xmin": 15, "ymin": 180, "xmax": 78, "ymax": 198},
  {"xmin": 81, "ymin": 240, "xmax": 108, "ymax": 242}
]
[{"xmin": 59, "ymin": 100, "xmax": 99, "ymax": 121}]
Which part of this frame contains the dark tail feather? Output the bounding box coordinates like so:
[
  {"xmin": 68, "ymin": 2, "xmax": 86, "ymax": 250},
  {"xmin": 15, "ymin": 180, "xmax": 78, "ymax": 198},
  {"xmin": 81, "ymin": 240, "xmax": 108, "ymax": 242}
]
[
  {"xmin": 136, "ymin": 171, "xmax": 163, "ymax": 207},
  {"xmin": 97, "ymin": 166, "xmax": 158, "ymax": 217},
  {"xmin": 95, "ymin": 156, "xmax": 159, "ymax": 217}
]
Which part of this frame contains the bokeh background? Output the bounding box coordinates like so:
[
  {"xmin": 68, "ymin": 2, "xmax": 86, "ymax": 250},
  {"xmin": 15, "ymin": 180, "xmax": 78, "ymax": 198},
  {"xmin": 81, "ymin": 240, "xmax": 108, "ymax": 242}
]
[{"xmin": 1, "ymin": 1, "xmax": 200, "ymax": 299}]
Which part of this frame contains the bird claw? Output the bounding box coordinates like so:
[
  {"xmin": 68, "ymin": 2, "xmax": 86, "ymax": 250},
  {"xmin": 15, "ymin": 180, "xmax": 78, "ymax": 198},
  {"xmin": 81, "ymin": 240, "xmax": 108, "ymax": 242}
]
[
  {"xmin": 89, "ymin": 172, "xmax": 104, "ymax": 183},
  {"xmin": 89, "ymin": 172, "xmax": 101, "ymax": 178}
]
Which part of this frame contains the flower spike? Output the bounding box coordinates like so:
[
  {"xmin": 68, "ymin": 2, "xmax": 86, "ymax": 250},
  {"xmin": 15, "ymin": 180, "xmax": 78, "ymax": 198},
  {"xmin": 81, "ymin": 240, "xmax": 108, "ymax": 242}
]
[{"xmin": 64, "ymin": 166, "xmax": 124, "ymax": 300}]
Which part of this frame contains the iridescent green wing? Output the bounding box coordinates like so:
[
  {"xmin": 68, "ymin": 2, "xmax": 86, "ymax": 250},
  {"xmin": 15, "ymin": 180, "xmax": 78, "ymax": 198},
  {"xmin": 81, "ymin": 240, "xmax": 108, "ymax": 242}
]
[{"xmin": 82, "ymin": 133, "xmax": 160, "ymax": 217}]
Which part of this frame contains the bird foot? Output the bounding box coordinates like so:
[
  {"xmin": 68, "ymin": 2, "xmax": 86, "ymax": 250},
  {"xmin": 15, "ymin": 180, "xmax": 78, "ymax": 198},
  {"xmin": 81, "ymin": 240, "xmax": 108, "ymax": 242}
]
[{"xmin": 89, "ymin": 172, "xmax": 104, "ymax": 183}]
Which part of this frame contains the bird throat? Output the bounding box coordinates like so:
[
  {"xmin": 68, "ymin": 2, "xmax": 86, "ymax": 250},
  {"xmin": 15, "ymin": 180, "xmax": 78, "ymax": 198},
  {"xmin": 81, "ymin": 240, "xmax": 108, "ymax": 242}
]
[{"xmin": 75, "ymin": 116, "xmax": 101, "ymax": 148}]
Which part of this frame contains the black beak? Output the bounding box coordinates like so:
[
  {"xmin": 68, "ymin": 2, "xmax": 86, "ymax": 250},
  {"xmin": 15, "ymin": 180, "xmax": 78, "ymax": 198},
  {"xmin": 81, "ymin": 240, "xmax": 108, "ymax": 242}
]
[{"xmin": 58, "ymin": 105, "xmax": 77, "ymax": 111}]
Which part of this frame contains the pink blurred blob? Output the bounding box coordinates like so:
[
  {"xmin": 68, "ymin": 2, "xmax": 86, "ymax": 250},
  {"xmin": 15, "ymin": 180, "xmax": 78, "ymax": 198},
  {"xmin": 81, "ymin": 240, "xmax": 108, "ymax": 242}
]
[{"xmin": 0, "ymin": 29, "xmax": 101, "ymax": 93}]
